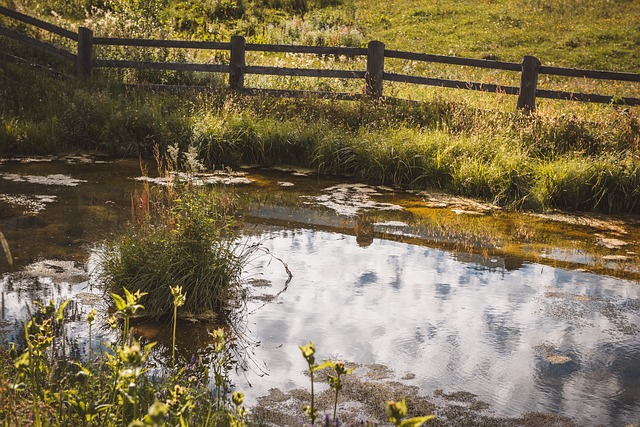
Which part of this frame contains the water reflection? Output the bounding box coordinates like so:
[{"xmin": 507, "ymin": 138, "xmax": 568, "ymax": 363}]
[
  {"xmin": 1, "ymin": 158, "xmax": 640, "ymax": 425},
  {"xmin": 238, "ymin": 227, "xmax": 640, "ymax": 426}
]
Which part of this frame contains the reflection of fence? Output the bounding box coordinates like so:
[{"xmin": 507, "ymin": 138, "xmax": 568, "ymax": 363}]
[{"xmin": 2, "ymin": 5, "xmax": 640, "ymax": 111}]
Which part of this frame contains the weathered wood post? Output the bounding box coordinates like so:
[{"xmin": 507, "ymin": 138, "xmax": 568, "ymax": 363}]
[
  {"xmin": 77, "ymin": 26, "xmax": 93, "ymax": 80},
  {"xmin": 366, "ymin": 40, "xmax": 385, "ymax": 98},
  {"xmin": 517, "ymin": 55, "xmax": 541, "ymax": 112},
  {"xmin": 229, "ymin": 35, "xmax": 246, "ymax": 93}
]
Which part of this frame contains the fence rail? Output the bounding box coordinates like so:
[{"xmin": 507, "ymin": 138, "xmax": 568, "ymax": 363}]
[{"xmin": 1, "ymin": 5, "xmax": 639, "ymax": 110}]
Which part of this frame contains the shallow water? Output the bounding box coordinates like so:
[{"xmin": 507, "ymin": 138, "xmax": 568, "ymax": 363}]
[
  {"xmin": 1, "ymin": 157, "xmax": 640, "ymax": 426},
  {"xmin": 239, "ymin": 226, "xmax": 640, "ymax": 426}
]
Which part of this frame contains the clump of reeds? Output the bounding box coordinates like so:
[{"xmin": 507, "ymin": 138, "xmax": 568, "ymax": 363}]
[{"xmin": 100, "ymin": 145, "xmax": 248, "ymax": 320}]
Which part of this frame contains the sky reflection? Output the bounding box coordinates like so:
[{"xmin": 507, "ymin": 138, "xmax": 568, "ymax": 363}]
[{"xmin": 239, "ymin": 227, "xmax": 640, "ymax": 426}]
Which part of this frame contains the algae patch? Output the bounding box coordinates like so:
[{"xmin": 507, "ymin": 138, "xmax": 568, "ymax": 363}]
[
  {"xmin": 305, "ymin": 183, "xmax": 403, "ymax": 217},
  {"xmin": 21, "ymin": 260, "xmax": 87, "ymax": 284},
  {"xmin": 1, "ymin": 173, "xmax": 87, "ymax": 186},
  {"xmin": 135, "ymin": 170, "xmax": 253, "ymax": 186},
  {"xmin": 0, "ymin": 194, "xmax": 57, "ymax": 214}
]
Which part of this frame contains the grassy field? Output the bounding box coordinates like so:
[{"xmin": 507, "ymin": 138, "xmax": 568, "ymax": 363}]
[
  {"xmin": 354, "ymin": 0, "xmax": 640, "ymax": 71},
  {"xmin": 0, "ymin": 0, "xmax": 639, "ymax": 214}
]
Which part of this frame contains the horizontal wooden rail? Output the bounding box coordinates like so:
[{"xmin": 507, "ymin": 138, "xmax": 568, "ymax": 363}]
[
  {"xmin": 384, "ymin": 72, "xmax": 521, "ymax": 95},
  {"xmin": 0, "ymin": 5, "xmax": 76, "ymax": 40},
  {"xmin": 539, "ymin": 65, "xmax": 640, "ymax": 82},
  {"xmin": 0, "ymin": 50, "xmax": 72, "ymax": 78},
  {"xmin": 536, "ymin": 89, "xmax": 640, "ymax": 105},
  {"xmin": 2, "ymin": 6, "xmax": 640, "ymax": 111},
  {"xmin": 0, "ymin": 26, "xmax": 75, "ymax": 62},
  {"xmin": 385, "ymin": 49, "xmax": 522, "ymax": 72}
]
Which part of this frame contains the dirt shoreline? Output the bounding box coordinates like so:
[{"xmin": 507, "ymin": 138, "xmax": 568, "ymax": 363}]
[{"xmin": 251, "ymin": 363, "xmax": 585, "ymax": 427}]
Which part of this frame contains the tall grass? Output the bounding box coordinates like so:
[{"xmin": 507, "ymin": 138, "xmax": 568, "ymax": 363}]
[
  {"xmin": 100, "ymin": 150, "xmax": 249, "ymax": 319},
  {"xmin": 1, "ymin": 57, "xmax": 639, "ymax": 213}
]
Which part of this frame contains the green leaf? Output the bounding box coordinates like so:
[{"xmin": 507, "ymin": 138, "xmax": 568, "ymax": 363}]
[
  {"xmin": 14, "ymin": 351, "xmax": 30, "ymax": 369},
  {"xmin": 399, "ymin": 415, "xmax": 436, "ymax": 427},
  {"xmin": 144, "ymin": 342, "xmax": 157, "ymax": 353},
  {"xmin": 311, "ymin": 360, "xmax": 335, "ymax": 372},
  {"xmin": 56, "ymin": 300, "xmax": 70, "ymax": 322},
  {"xmin": 111, "ymin": 293, "xmax": 126, "ymax": 311}
]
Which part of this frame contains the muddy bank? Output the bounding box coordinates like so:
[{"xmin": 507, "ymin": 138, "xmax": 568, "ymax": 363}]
[{"xmin": 252, "ymin": 363, "xmax": 581, "ymax": 427}]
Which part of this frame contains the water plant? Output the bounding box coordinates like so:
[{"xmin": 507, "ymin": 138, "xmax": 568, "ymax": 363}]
[
  {"xmin": 210, "ymin": 327, "xmax": 236, "ymax": 411},
  {"xmin": 87, "ymin": 306, "xmax": 97, "ymax": 363},
  {"xmin": 170, "ymin": 285, "xmax": 186, "ymax": 367},
  {"xmin": 299, "ymin": 341, "xmax": 435, "ymax": 426},
  {"xmin": 229, "ymin": 391, "xmax": 248, "ymax": 427},
  {"xmin": 101, "ymin": 147, "xmax": 250, "ymax": 320},
  {"xmin": 111, "ymin": 287, "xmax": 147, "ymax": 343},
  {"xmin": 0, "ymin": 231, "xmax": 13, "ymax": 268},
  {"xmin": 0, "ymin": 288, "xmax": 250, "ymax": 426},
  {"xmin": 300, "ymin": 342, "xmax": 325, "ymax": 424}
]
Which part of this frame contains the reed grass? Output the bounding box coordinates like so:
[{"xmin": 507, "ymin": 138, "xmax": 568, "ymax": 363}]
[{"xmin": 100, "ymin": 180, "xmax": 246, "ymax": 319}]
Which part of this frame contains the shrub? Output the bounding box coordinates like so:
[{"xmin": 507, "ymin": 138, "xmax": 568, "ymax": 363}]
[{"xmin": 100, "ymin": 151, "xmax": 248, "ymax": 320}]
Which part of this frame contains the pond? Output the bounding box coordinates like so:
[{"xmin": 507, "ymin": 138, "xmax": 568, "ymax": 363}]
[{"xmin": 1, "ymin": 156, "xmax": 639, "ymax": 426}]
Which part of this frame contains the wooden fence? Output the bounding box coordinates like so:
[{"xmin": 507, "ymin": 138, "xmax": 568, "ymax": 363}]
[{"xmin": 2, "ymin": 5, "xmax": 640, "ymax": 111}]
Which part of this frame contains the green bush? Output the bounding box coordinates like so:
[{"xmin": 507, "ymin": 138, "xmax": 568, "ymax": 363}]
[{"xmin": 101, "ymin": 176, "xmax": 245, "ymax": 320}]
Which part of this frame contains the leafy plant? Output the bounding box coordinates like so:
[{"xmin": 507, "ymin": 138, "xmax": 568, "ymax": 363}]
[
  {"xmin": 328, "ymin": 361, "xmax": 353, "ymax": 421},
  {"xmin": 111, "ymin": 287, "xmax": 147, "ymax": 343},
  {"xmin": 386, "ymin": 398, "xmax": 435, "ymax": 427},
  {"xmin": 101, "ymin": 147, "xmax": 251, "ymax": 319},
  {"xmin": 300, "ymin": 342, "xmax": 331, "ymax": 425},
  {"xmin": 170, "ymin": 285, "xmax": 186, "ymax": 367}
]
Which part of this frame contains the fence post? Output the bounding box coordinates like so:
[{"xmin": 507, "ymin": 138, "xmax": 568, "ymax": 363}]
[
  {"xmin": 517, "ymin": 55, "xmax": 541, "ymax": 112},
  {"xmin": 77, "ymin": 26, "xmax": 93, "ymax": 80},
  {"xmin": 230, "ymin": 35, "xmax": 246, "ymax": 93},
  {"xmin": 366, "ymin": 40, "xmax": 385, "ymax": 98}
]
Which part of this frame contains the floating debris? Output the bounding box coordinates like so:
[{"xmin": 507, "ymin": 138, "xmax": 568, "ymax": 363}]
[
  {"xmin": 602, "ymin": 255, "xmax": 630, "ymax": 262},
  {"xmin": 0, "ymin": 194, "xmax": 57, "ymax": 214},
  {"xmin": 452, "ymin": 209, "xmax": 485, "ymax": 216},
  {"xmin": 401, "ymin": 372, "xmax": 416, "ymax": 380},
  {"xmin": 534, "ymin": 343, "xmax": 574, "ymax": 365},
  {"xmin": 277, "ymin": 181, "xmax": 295, "ymax": 187},
  {"xmin": 596, "ymin": 236, "xmax": 629, "ymax": 249},
  {"xmin": 416, "ymin": 191, "xmax": 499, "ymax": 214},
  {"xmin": 374, "ymin": 221, "xmax": 409, "ymax": 228},
  {"xmin": 135, "ymin": 170, "xmax": 253, "ymax": 186},
  {"xmin": 21, "ymin": 260, "xmax": 86, "ymax": 284},
  {"xmin": 271, "ymin": 165, "xmax": 315, "ymax": 176},
  {"xmin": 60, "ymin": 154, "xmax": 110, "ymax": 164},
  {"xmin": 1, "ymin": 173, "xmax": 87, "ymax": 186},
  {"xmin": 365, "ymin": 363, "xmax": 394, "ymax": 380},
  {"xmin": 544, "ymin": 354, "xmax": 573, "ymax": 364},
  {"xmin": 531, "ymin": 212, "xmax": 628, "ymax": 234},
  {"xmin": 305, "ymin": 183, "xmax": 403, "ymax": 217},
  {"xmin": 8, "ymin": 157, "xmax": 54, "ymax": 163}
]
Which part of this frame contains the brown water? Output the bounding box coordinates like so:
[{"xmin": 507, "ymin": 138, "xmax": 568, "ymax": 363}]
[{"xmin": 1, "ymin": 157, "xmax": 640, "ymax": 426}]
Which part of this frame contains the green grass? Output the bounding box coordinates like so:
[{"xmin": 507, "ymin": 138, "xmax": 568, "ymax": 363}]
[
  {"xmin": 1, "ymin": 0, "xmax": 640, "ymax": 214},
  {"xmin": 353, "ymin": 0, "xmax": 640, "ymax": 71},
  {"xmin": 100, "ymin": 172, "xmax": 248, "ymax": 320},
  {"xmin": 1, "ymin": 59, "xmax": 639, "ymax": 214}
]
